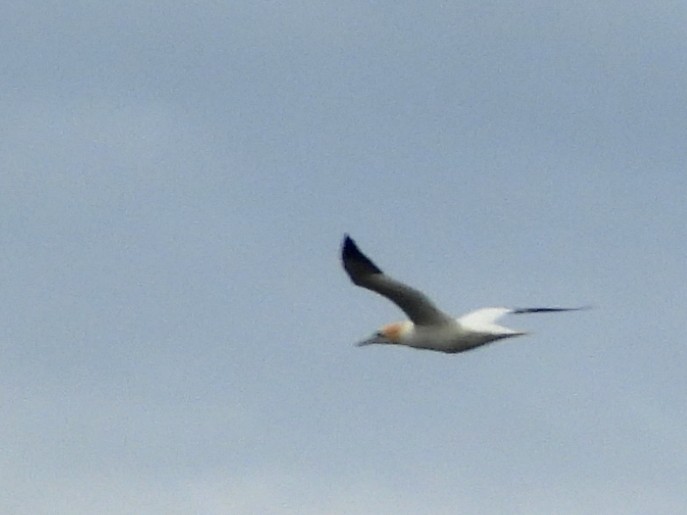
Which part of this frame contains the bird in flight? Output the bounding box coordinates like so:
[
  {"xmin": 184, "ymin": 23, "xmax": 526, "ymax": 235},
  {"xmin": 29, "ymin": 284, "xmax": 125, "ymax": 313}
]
[{"xmin": 341, "ymin": 234, "xmax": 586, "ymax": 354}]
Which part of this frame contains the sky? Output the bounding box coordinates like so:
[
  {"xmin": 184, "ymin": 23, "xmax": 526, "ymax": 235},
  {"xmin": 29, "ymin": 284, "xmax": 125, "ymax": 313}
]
[{"xmin": 2, "ymin": 1, "xmax": 687, "ymax": 514}]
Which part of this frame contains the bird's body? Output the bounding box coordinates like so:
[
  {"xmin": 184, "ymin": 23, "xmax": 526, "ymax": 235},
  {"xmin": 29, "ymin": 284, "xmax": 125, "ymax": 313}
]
[
  {"xmin": 358, "ymin": 310, "xmax": 524, "ymax": 354},
  {"xmin": 341, "ymin": 235, "xmax": 585, "ymax": 354}
]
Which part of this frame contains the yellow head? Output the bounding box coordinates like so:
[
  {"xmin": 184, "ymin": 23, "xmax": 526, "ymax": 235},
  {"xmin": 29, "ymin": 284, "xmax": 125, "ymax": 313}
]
[{"xmin": 357, "ymin": 321, "xmax": 413, "ymax": 347}]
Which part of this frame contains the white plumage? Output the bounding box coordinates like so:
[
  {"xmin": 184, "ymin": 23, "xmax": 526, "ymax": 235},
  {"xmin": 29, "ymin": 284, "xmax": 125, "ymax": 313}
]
[{"xmin": 341, "ymin": 235, "xmax": 586, "ymax": 354}]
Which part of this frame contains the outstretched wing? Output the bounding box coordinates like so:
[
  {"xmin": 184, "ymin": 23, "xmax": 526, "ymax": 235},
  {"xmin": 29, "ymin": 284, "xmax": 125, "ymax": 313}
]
[
  {"xmin": 512, "ymin": 307, "xmax": 590, "ymax": 314},
  {"xmin": 459, "ymin": 306, "xmax": 589, "ymax": 333},
  {"xmin": 341, "ymin": 235, "xmax": 453, "ymax": 326}
]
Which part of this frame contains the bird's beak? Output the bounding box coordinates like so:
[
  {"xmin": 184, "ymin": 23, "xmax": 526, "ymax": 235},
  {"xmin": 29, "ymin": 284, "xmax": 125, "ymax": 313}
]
[{"xmin": 356, "ymin": 334, "xmax": 388, "ymax": 347}]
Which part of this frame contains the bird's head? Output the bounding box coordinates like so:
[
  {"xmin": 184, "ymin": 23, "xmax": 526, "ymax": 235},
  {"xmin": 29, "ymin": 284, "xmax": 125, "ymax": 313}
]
[{"xmin": 357, "ymin": 321, "xmax": 413, "ymax": 347}]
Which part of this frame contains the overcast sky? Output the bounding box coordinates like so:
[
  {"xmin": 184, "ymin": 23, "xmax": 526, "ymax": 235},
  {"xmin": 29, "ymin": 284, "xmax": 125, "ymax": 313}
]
[{"xmin": 2, "ymin": 2, "xmax": 687, "ymax": 514}]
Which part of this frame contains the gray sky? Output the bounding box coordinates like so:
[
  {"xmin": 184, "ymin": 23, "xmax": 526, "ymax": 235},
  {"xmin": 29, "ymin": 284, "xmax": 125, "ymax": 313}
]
[{"xmin": 2, "ymin": 2, "xmax": 687, "ymax": 514}]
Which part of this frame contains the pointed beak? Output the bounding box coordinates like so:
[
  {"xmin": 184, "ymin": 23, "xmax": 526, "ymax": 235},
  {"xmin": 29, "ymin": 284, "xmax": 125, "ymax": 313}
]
[{"xmin": 356, "ymin": 335, "xmax": 388, "ymax": 347}]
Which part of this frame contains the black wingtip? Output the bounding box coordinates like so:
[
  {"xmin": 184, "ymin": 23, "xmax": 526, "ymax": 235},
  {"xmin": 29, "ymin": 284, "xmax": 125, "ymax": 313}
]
[
  {"xmin": 341, "ymin": 234, "xmax": 383, "ymax": 275},
  {"xmin": 512, "ymin": 306, "xmax": 592, "ymax": 315}
]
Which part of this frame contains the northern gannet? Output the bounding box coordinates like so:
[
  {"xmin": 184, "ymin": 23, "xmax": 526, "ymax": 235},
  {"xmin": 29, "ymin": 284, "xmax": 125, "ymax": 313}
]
[{"xmin": 341, "ymin": 235, "xmax": 585, "ymax": 353}]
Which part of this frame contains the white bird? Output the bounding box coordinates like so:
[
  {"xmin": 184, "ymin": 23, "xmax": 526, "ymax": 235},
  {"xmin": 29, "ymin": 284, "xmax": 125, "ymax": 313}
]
[{"xmin": 341, "ymin": 234, "xmax": 586, "ymax": 353}]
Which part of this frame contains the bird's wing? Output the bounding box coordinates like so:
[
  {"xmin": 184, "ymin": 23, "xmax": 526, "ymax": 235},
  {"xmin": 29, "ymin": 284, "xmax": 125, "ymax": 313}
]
[
  {"xmin": 511, "ymin": 307, "xmax": 590, "ymax": 314},
  {"xmin": 341, "ymin": 235, "xmax": 454, "ymax": 326},
  {"xmin": 459, "ymin": 306, "xmax": 588, "ymax": 332},
  {"xmin": 458, "ymin": 307, "xmax": 512, "ymax": 327}
]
